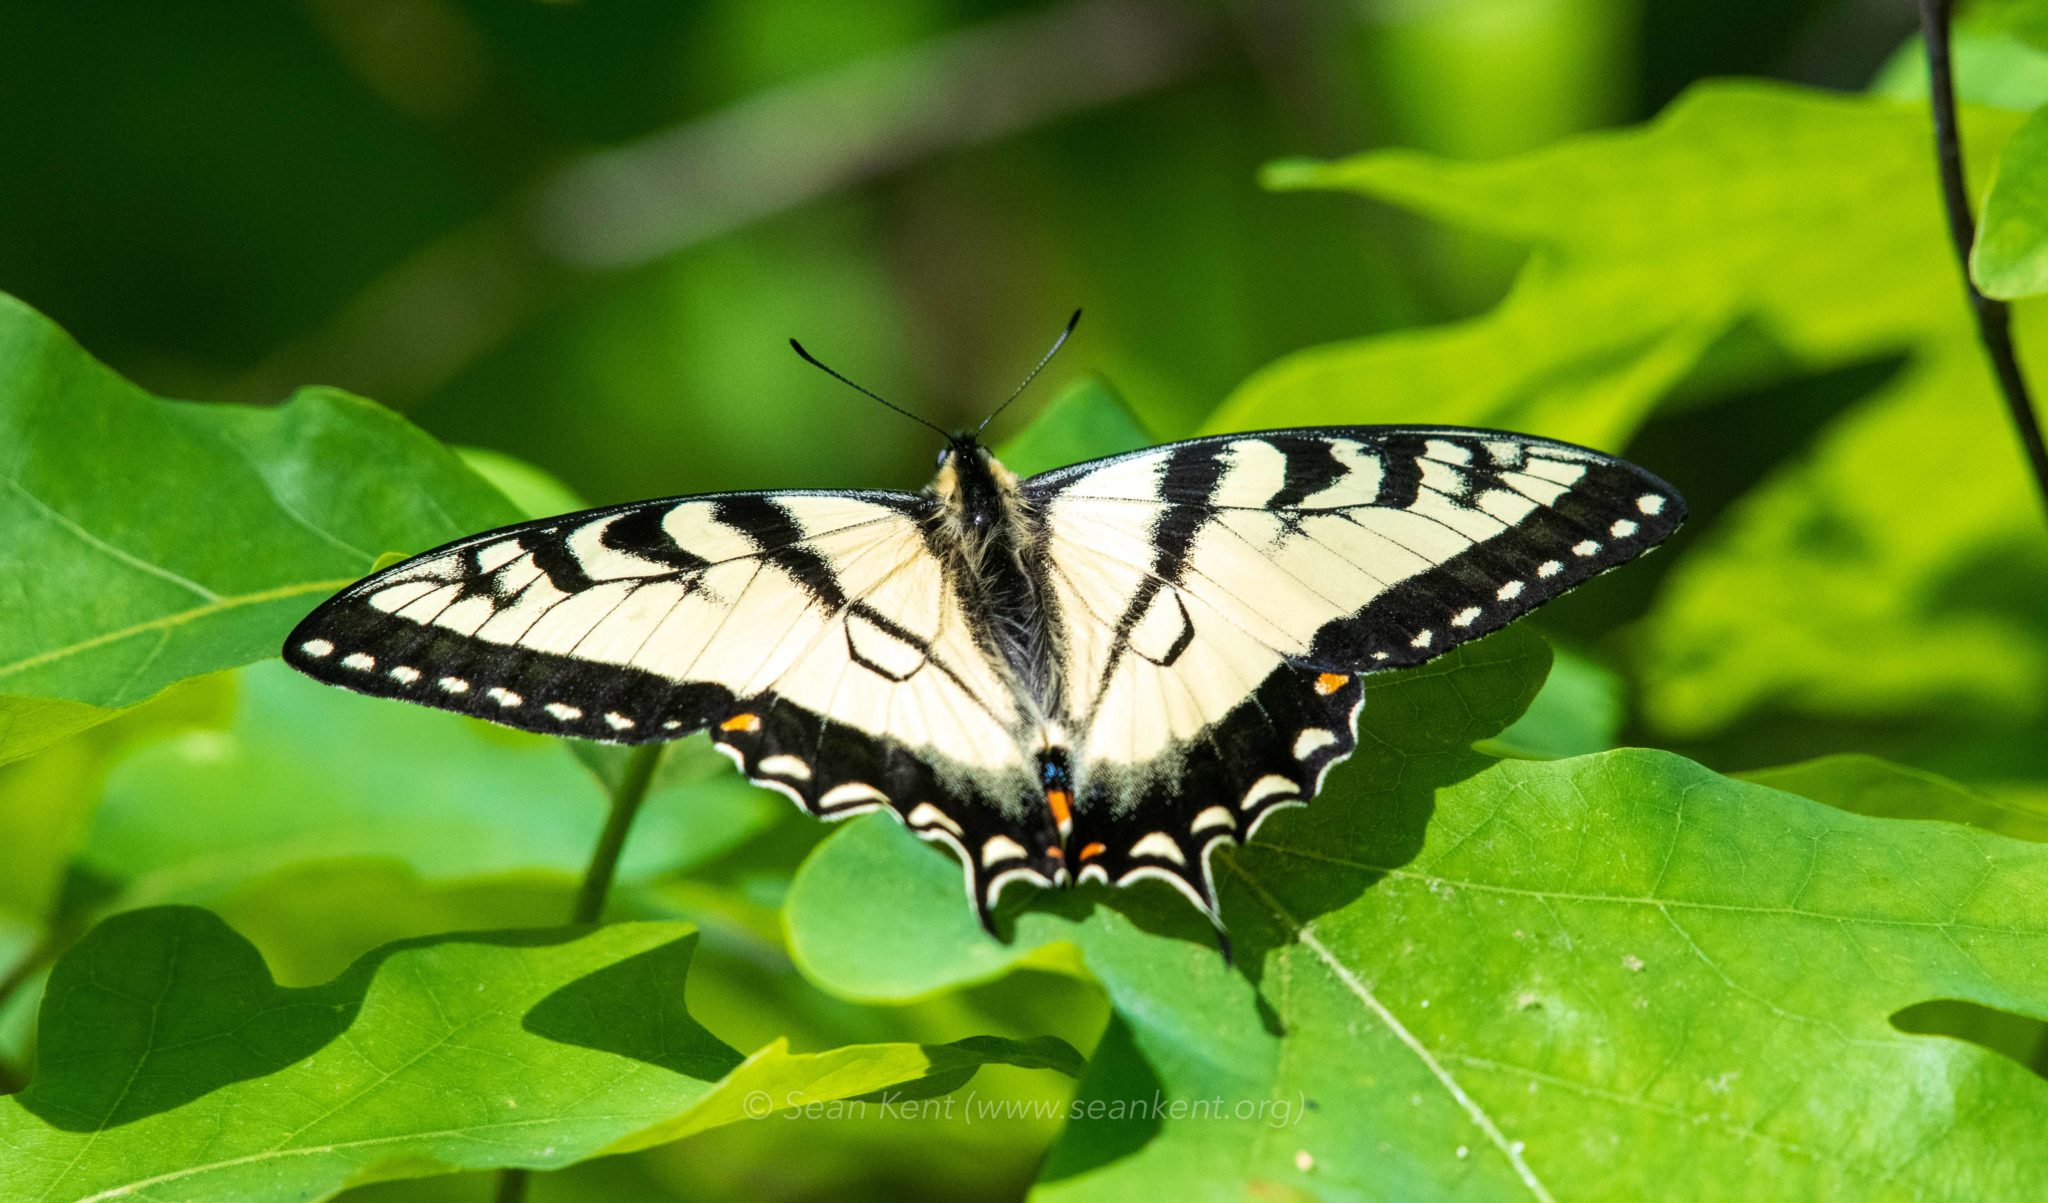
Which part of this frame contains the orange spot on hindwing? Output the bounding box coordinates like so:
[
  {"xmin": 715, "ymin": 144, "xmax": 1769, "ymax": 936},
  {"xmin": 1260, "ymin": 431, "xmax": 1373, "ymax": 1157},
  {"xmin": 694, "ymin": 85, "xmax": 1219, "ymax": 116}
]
[
  {"xmin": 1078, "ymin": 842, "xmax": 1106, "ymax": 862},
  {"xmin": 719, "ymin": 712, "xmax": 761, "ymax": 733},
  {"xmin": 1315, "ymin": 672, "xmax": 1350, "ymax": 696}
]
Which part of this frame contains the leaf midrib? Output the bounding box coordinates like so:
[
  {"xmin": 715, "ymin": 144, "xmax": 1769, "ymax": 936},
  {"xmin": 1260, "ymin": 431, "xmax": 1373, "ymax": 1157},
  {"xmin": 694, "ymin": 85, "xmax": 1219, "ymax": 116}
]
[
  {"xmin": 0, "ymin": 579, "xmax": 353, "ymax": 687},
  {"xmin": 1225, "ymin": 858, "xmax": 1557, "ymax": 1203},
  {"xmin": 1256, "ymin": 843, "xmax": 2035, "ymax": 938}
]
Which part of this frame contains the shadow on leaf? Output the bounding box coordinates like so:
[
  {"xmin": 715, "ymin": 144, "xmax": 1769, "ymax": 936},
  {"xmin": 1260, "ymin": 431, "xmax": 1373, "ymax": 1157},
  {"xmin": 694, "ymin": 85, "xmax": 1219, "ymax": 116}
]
[
  {"xmin": 18, "ymin": 906, "xmax": 596, "ymax": 1132},
  {"xmin": 522, "ymin": 934, "xmax": 742, "ymax": 1081},
  {"xmin": 1035, "ymin": 1015, "xmax": 1164, "ymax": 1185},
  {"xmin": 1220, "ymin": 628, "xmax": 1553, "ymax": 991},
  {"xmin": 1893, "ymin": 998, "xmax": 2048, "ymax": 1083}
]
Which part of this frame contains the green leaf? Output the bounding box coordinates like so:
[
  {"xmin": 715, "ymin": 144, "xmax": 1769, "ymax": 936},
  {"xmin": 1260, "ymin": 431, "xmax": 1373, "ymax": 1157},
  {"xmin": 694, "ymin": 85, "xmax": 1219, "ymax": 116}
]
[
  {"xmin": 1953, "ymin": 0, "xmax": 2048, "ymax": 60},
  {"xmin": 1975, "ymin": 104, "xmax": 2048, "ymax": 298},
  {"xmin": 1742, "ymin": 753, "xmax": 2048, "ymax": 842},
  {"xmin": 80, "ymin": 661, "xmax": 778, "ymax": 910},
  {"xmin": 787, "ymin": 637, "xmax": 2048, "ymax": 1200},
  {"xmin": 0, "ymin": 697, "xmax": 114, "ymax": 770},
  {"xmin": 995, "ymin": 376, "xmax": 1154, "ymax": 477},
  {"xmin": 455, "ymin": 446, "xmax": 588, "ymax": 520},
  {"xmin": 1871, "ymin": 27, "xmax": 2048, "ymax": 112},
  {"xmin": 1223, "ymin": 83, "xmax": 2047, "ymax": 763},
  {"xmin": 0, "ymin": 907, "xmax": 1080, "ymax": 1200},
  {"xmin": 628, "ymin": 1034, "xmax": 1085, "ymax": 1152},
  {"xmin": 1223, "ymin": 82, "xmax": 2011, "ymax": 442},
  {"xmin": 1484, "ymin": 645, "xmax": 1623, "ymax": 760},
  {"xmin": 0, "ymin": 675, "xmax": 234, "ymax": 934},
  {"xmin": 1637, "ymin": 340, "xmax": 2048, "ymax": 744},
  {"xmin": 0, "ymin": 293, "xmax": 517, "ymax": 765}
]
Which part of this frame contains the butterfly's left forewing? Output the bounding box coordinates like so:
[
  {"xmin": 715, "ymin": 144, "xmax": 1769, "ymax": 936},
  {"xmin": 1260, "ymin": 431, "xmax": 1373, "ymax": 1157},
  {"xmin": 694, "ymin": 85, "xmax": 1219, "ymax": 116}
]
[
  {"xmin": 1025, "ymin": 428, "xmax": 1685, "ymax": 917},
  {"xmin": 285, "ymin": 490, "xmax": 1042, "ymax": 905}
]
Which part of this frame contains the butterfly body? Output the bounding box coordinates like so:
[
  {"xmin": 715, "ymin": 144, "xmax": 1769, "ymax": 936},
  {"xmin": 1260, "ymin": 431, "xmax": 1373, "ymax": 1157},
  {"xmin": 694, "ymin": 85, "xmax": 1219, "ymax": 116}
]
[{"xmin": 286, "ymin": 425, "xmax": 1684, "ymax": 932}]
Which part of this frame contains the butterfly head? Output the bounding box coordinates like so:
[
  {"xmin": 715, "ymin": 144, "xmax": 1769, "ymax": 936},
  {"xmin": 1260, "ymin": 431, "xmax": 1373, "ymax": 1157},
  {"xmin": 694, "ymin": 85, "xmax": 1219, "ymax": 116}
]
[{"xmin": 932, "ymin": 433, "xmax": 1021, "ymax": 533}]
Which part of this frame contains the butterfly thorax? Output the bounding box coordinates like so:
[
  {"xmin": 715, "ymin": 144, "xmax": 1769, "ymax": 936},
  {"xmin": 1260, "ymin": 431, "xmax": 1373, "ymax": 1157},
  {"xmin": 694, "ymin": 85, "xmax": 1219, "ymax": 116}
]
[{"xmin": 926, "ymin": 437, "xmax": 1064, "ymax": 726}]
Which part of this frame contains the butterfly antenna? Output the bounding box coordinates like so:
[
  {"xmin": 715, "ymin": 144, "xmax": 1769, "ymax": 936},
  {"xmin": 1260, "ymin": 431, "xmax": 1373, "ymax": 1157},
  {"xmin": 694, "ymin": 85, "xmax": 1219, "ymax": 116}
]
[
  {"xmin": 976, "ymin": 308, "xmax": 1082, "ymax": 438},
  {"xmin": 789, "ymin": 339, "xmax": 950, "ymax": 439}
]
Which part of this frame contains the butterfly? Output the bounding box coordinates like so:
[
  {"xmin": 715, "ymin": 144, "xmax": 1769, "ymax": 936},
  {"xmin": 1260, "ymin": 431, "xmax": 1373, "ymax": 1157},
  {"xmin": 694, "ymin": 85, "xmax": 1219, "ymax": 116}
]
[{"xmin": 284, "ymin": 317, "xmax": 1684, "ymax": 940}]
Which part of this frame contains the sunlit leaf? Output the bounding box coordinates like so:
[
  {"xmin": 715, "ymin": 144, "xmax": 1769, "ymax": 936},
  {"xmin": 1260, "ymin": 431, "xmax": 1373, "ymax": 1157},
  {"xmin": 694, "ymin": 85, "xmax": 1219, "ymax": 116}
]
[
  {"xmin": 0, "ymin": 675, "xmax": 234, "ymax": 945},
  {"xmin": 787, "ymin": 634, "xmax": 2048, "ymax": 1200},
  {"xmin": 1976, "ymin": 105, "xmax": 2048, "ymax": 298},
  {"xmin": 1638, "ymin": 346, "xmax": 2048, "ymax": 740},
  {"xmin": 1871, "ymin": 27, "xmax": 2048, "ymax": 111},
  {"xmin": 1743, "ymin": 753, "xmax": 2048, "ymax": 843},
  {"xmin": 455, "ymin": 446, "xmax": 589, "ymax": 520},
  {"xmin": 0, "ymin": 907, "xmax": 1078, "ymax": 1201},
  {"xmin": 1224, "ymin": 83, "xmax": 2046, "ymax": 761},
  {"xmin": 1225, "ymin": 82, "xmax": 2015, "ymax": 442},
  {"xmin": 0, "ymin": 293, "xmax": 515, "ymax": 765},
  {"xmin": 1483, "ymin": 645, "xmax": 1623, "ymax": 760}
]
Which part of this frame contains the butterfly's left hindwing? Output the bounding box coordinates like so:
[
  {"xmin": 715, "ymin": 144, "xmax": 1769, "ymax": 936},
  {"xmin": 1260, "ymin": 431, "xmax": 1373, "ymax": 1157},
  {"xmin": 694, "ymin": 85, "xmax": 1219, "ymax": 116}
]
[
  {"xmin": 284, "ymin": 489, "xmax": 1049, "ymax": 913},
  {"xmin": 1025, "ymin": 427, "xmax": 1685, "ymax": 917}
]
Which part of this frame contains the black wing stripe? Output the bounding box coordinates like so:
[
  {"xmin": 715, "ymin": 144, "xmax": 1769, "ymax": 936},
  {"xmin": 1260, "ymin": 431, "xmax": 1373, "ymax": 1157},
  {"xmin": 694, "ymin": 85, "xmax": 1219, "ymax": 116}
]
[
  {"xmin": 1264, "ymin": 437, "xmax": 1348, "ymax": 511},
  {"xmin": 1371, "ymin": 433, "xmax": 1429, "ymax": 510},
  {"xmin": 712, "ymin": 495, "xmax": 849, "ymax": 607},
  {"xmin": 600, "ymin": 505, "xmax": 711, "ymax": 574},
  {"xmin": 287, "ymin": 603, "xmax": 734, "ymax": 741},
  {"xmin": 527, "ymin": 526, "xmax": 599, "ymax": 594},
  {"xmin": 1093, "ymin": 441, "xmax": 1228, "ymax": 701}
]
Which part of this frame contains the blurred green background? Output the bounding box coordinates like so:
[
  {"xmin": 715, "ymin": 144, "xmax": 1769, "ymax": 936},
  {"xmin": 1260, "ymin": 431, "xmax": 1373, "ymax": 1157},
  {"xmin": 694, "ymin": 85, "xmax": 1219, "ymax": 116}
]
[
  {"xmin": 0, "ymin": 0, "xmax": 1911, "ymax": 504},
  {"xmin": 14, "ymin": 1, "xmax": 2037, "ymax": 1200}
]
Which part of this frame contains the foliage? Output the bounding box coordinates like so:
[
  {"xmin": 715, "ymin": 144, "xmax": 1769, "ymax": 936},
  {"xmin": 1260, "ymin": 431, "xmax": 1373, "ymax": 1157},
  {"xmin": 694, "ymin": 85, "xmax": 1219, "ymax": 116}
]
[
  {"xmin": 1, "ymin": 5, "xmax": 2046, "ymax": 1202},
  {"xmin": 0, "ymin": 295, "xmax": 516, "ymax": 766},
  {"xmin": 0, "ymin": 907, "xmax": 1074, "ymax": 1201},
  {"xmin": 788, "ymin": 631, "xmax": 2048, "ymax": 1201},
  {"xmin": 1227, "ymin": 83, "xmax": 2048, "ymax": 764},
  {"xmin": 1976, "ymin": 105, "xmax": 2048, "ymax": 298}
]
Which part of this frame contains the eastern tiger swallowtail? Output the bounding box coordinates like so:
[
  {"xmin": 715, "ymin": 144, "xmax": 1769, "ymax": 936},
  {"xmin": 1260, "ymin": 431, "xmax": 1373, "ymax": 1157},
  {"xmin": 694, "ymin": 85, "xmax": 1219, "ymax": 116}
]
[{"xmin": 284, "ymin": 327, "xmax": 1683, "ymax": 939}]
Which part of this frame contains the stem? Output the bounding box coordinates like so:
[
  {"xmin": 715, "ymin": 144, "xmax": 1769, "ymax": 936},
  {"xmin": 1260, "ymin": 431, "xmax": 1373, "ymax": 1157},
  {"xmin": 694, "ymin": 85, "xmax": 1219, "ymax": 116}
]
[
  {"xmin": 572, "ymin": 742, "xmax": 666, "ymax": 925},
  {"xmin": 493, "ymin": 1167, "xmax": 530, "ymax": 1203},
  {"xmin": 496, "ymin": 741, "xmax": 666, "ymax": 1203},
  {"xmin": 0, "ymin": 914, "xmax": 87, "ymax": 1094},
  {"xmin": 0, "ymin": 932, "xmax": 58, "ymax": 1026},
  {"xmin": 1920, "ymin": 0, "xmax": 2048, "ymax": 520}
]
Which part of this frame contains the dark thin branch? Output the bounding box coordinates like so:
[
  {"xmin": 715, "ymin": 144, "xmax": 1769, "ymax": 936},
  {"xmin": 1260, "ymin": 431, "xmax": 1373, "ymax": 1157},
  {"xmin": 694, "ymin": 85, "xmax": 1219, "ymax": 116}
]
[
  {"xmin": 496, "ymin": 741, "xmax": 666, "ymax": 1203},
  {"xmin": 1920, "ymin": 0, "xmax": 2048, "ymax": 520}
]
